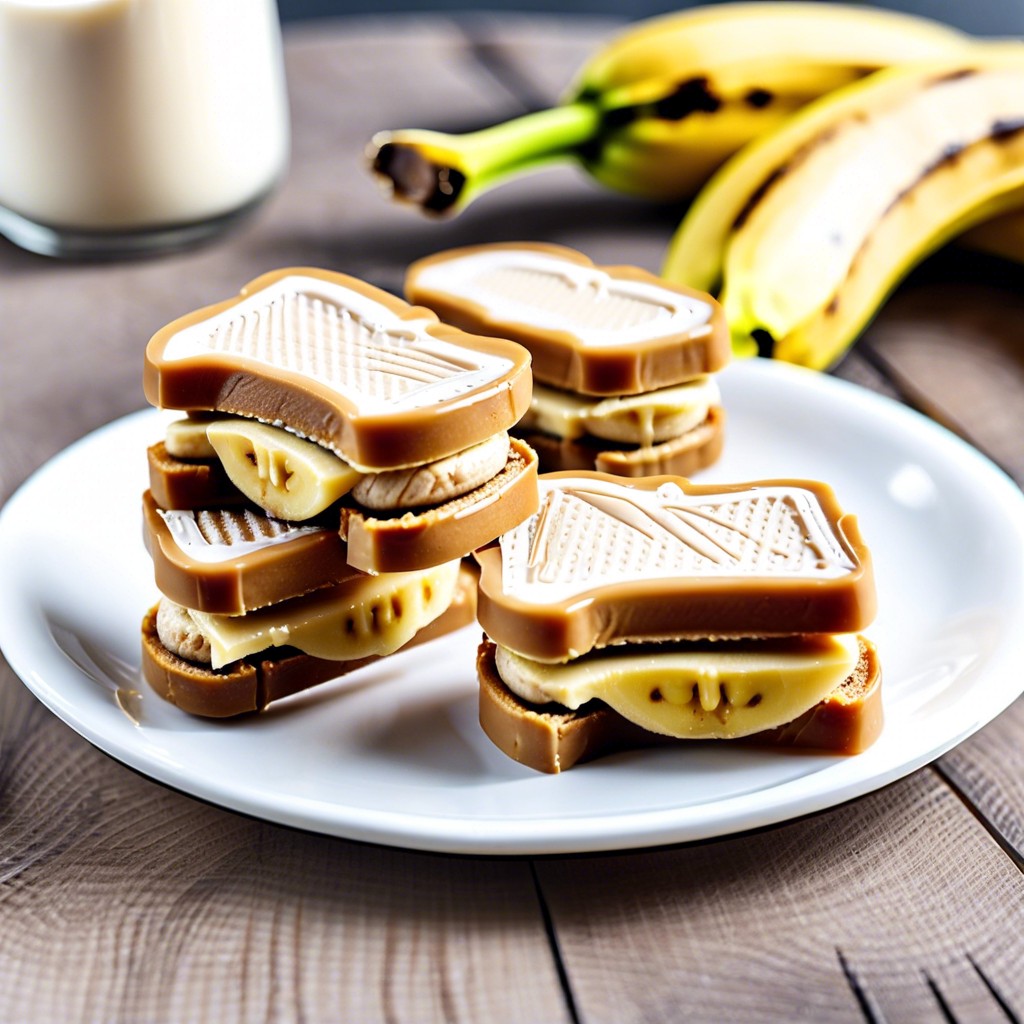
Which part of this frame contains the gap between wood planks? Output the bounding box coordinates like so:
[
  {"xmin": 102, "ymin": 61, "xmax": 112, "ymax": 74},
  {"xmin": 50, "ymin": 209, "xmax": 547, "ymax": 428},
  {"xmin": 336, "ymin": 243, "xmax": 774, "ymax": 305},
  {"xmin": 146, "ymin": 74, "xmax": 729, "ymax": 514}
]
[
  {"xmin": 930, "ymin": 758, "xmax": 1024, "ymax": 875},
  {"xmin": 837, "ymin": 946, "xmax": 1023, "ymax": 1024},
  {"xmin": 458, "ymin": 17, "xmax": 585, "ymax": 114},
  {"xmin": 529, "ymin": 860, "xmax": 581, "ymax": 1024}
]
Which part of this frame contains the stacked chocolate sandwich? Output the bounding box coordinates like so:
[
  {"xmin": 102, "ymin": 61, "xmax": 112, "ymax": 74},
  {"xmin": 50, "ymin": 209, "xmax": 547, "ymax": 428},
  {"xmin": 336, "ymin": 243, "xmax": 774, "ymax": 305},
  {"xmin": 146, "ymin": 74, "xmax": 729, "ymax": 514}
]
[
  {"xmin": 474, "ymin": 472, "xmax": 882, "ymax": 772},
  {"xmin": 406, "ymin": 242, "xmax": 730, "ymax": 477},
  {"xmin": 140, "ymin": 267, "xmax": 538, "ymax": 716}
]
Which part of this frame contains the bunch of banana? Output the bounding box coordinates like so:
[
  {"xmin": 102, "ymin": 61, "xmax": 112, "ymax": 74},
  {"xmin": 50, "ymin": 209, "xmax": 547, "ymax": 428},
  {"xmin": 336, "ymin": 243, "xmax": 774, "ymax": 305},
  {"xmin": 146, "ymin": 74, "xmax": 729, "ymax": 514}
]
[
  {"xmin": 662, "ymin": 46, "xmax": 1024, "ymax": 369},
  {"xmin": 368, "ymin": 3, "xmax": 966, "ymax": 215}
]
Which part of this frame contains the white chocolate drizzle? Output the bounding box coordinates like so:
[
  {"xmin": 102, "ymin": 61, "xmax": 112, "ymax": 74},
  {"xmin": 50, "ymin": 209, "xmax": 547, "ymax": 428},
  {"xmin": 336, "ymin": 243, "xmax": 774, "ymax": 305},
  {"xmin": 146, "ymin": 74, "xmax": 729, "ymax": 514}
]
[
  {"xmin": 413, "ymin": 249, "xmax": 713, "ymax": 348},
  {"xmin": 159, "ymin": 275, "xmax": 514, "ymax": 412},
  {"xmin": 158, "ymin": 508, "xmax": 324, "ymax": 563},
  {"xmin": 500, "ymin": 477, "xmax": 856, "ymax": 602}
]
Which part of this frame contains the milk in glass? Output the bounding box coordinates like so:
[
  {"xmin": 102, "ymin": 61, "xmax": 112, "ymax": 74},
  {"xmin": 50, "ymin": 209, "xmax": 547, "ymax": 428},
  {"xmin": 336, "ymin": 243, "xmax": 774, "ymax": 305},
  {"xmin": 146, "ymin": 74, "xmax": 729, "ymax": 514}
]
[{"xmin": 0, "ymin": 0, "xmax": 290, "ymax": 257}]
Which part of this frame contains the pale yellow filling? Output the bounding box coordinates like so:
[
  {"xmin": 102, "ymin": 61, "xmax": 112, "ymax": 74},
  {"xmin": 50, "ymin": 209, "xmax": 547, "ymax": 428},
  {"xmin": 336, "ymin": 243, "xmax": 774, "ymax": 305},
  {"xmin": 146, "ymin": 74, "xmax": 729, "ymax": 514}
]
[
  {"xmin": 189, "ymin": 560, "xmax": 461, "ymax": 669},
  {"xmin": 167, "ymin": 415, "xmax": 504, "ymax": 519},
  {"xmin": 164, "ymin": 415, "xmax": 222, "ymax": 459},
  {"xmin": 207, "ymin": 419, "xmax": 362, "ymax": 521},
  {"xmin": 521, "ymin": 377, "xmax": 718, "ymax": 447},
  {"xmin": 494, "ymin": 634, "xmax": 860, "ymax": 739}
]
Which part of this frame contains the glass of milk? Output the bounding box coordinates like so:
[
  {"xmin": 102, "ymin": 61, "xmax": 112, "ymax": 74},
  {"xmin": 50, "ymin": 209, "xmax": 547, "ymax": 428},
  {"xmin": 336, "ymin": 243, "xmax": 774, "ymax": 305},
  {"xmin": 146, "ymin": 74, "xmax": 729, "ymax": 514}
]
[{"xmin": 0, "ymin": 0, "xmax": 290, "ymax": 258}]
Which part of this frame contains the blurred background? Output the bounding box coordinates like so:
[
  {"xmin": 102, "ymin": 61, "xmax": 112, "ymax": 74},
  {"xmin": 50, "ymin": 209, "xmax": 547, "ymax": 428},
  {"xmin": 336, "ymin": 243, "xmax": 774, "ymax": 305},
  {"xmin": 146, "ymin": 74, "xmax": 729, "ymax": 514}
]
[{"xmin": 275, "ymin": 0, "xmax": 1022, "ymax": 35}]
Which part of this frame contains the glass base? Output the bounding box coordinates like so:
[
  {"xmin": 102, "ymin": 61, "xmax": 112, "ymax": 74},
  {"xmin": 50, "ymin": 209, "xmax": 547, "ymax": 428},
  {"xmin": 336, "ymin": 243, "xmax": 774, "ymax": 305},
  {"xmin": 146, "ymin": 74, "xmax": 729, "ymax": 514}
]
[{"xmin": 0, "ymin": 193, "xmax": 270, "ymax": 260}]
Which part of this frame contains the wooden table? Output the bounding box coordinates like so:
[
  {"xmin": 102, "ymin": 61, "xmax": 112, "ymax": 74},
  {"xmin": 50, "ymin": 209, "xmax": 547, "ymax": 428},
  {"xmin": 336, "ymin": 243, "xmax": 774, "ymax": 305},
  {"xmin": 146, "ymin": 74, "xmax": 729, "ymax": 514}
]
[{"xmin": 2, "ymin": 15, "xmax": 1023, "ymax": 1022}]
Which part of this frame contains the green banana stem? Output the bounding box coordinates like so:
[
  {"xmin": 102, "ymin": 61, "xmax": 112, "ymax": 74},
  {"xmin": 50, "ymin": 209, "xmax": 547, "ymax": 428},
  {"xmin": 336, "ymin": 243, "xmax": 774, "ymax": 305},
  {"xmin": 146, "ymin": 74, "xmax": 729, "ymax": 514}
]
[{"xmin": 370, "ymin": 103, "xmax": 601, "ymax": 215}]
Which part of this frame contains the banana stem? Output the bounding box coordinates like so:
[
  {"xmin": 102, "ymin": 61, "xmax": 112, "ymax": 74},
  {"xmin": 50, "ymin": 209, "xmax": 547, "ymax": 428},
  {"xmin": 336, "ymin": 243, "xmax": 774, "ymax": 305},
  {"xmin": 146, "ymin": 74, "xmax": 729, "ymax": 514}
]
[{"xmin": 370, "ymin": 103, "xmax": 601, "ymax": 215}]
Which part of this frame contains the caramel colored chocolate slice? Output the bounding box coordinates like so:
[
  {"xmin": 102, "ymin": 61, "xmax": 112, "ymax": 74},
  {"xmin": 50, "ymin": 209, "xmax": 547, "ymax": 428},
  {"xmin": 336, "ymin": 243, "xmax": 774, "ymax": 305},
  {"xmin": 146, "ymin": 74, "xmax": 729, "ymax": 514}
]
[
  {"xmin": 341, "ymin": 437, "xmax": 539, "ymax": 573},
  {"xmin": 475, "ymin": 473, "xmax": 876, "ymax": 662},
  {"xmin": 144, "ymin": 267, "xmax": 532, "ymax": 470},
  {"xmin": 405, "ymin": 243, "xmax": 729, "ymax": 396},
  {"xmin": 516, "ymin": 406, "xmax": 725, "ymax": 478},
  {"xmin": 143, "ymin": 490, "xmax": 357, "ymax": 615},
  {"xmin": 141, "ymin": 566, "xmax": 478, "ymax": 718},
  {"xmin": 148, "ymin": 441, "xmax": 244, "ymax": 510},
  {"xmin": 477, "ymin": 636, "xmax": 882, "ymax": 773}
]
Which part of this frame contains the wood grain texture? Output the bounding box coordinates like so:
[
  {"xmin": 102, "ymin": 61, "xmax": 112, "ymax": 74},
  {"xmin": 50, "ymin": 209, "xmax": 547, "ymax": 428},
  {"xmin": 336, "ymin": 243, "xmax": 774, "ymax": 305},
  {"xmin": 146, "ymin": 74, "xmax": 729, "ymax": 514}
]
[
  {"xmin": 938, "ymin": 699, "xmax": 1024, "ymax": 869},
  {"xmin": 857, "ymin": 253, "xmax": 1024, "ymax": 487},
  {"xmin": 536, "ymin": 771, "xmax": 1024, "ymax": 1024},
  {"xmin": 1, "ymin": 16, "xmax": 1024, "ymax": 1024},
  {"xmin": 0, "ymin": 746, "xmax": 568, "ymax": 1022}
]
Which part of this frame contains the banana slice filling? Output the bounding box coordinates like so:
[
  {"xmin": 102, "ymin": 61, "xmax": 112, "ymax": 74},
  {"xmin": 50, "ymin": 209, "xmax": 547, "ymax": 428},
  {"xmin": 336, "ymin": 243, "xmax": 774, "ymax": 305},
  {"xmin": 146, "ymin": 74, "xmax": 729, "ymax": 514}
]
[
  {"xmin": 168, "ymin": 416, "xmax": 512, "ymax": 519},
  {"xmin": 158, "ymin": 560, "xmax": 461, "ymax": 669},
  {"xmin": 164, "ymin": 414, "xmax": 221, "ymax": 458},
  {"xmin": 520, "ymin": 377, "xmax": 719, "ymax": 447},
  {"xmin": 493, "ymin": 634, "xmax": 861, "ymax": 739},
  {"xmin": 207, "ymin": 419, "xmax": 362, "ymax": 520}
]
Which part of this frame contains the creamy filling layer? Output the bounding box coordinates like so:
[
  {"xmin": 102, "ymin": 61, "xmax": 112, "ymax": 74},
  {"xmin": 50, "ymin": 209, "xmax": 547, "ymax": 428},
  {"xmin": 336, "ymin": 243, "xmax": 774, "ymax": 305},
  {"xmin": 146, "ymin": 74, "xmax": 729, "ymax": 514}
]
[
  {"xmin": 166, "ymin": 415, "xmax": 510, "ymax": 519},
  {"xmin": 494, "ymin": 634, "xmax": 861, "ymax": 739},
  {"xmin": 520, "ymin": 377, "xmax": 719, "ymax": 447},
  {"xmin": 160, "ymin": 560, "xmax": 461, "ymax": 670}
]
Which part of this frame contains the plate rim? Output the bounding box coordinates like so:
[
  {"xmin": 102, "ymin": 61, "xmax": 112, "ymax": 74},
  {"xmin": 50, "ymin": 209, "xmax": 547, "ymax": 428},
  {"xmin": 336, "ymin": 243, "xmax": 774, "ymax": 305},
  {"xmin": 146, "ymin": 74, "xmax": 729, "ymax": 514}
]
[{"xmin": 2, "ymin": 358, "xmax": 1023, "ymax": 855}]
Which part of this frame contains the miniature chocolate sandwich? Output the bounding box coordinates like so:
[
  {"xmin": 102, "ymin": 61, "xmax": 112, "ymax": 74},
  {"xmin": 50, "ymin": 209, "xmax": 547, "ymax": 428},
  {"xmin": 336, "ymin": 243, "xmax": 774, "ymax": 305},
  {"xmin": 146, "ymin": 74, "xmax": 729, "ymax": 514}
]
[
  {"xmin": 144, "ymin": 267, "xmax": 539, "ymax": 573},
  {"xmin": 405, "ymin": 243, "xmax": 729, "ymax": 477},
  {"xmin": 473, "ymin": 472, "xmax": 881, "ymax": 773},
  {"xmin": 141, "ymin": 489, "xmax": 479, "ymax": 716}
]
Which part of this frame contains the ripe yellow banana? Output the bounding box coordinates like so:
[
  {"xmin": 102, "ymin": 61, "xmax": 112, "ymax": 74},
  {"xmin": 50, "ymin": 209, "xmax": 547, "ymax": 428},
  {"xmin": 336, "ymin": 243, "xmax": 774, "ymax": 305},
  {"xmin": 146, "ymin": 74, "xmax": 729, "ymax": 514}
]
[
  {"xmin": 662, "ymin": 46, "xmax": 1024, "ymax": 370},
  {"xmin": 368, "ymin": 3, "xmax": 965, "ymax": 215}
]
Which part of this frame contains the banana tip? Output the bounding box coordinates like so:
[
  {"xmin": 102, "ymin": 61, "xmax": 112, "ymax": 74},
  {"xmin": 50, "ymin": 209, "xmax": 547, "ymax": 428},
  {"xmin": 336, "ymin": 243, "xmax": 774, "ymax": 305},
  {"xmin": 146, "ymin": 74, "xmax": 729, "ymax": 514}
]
[{"xmin": 366, "ymin": 138, "xmax": 465, "ymax": 216}]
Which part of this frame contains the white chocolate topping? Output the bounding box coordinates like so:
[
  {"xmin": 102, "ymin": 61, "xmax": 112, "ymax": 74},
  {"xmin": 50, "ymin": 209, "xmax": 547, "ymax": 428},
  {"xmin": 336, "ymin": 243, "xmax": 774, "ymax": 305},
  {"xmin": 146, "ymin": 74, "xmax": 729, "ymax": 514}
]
[
  {"xmin": 159, "ymin": 275, "xmax": 514, "ymax": 413},
  {"xmin": 412, "ymin": 250, "xmax": 714, "ymax": 348},
  {"xmin": 499, "ymin": 477, "xmax": 856, "ymax": 603},
  {"xmin": 158, "ymin": 508, "xmax": 325, "ymax": 564}
]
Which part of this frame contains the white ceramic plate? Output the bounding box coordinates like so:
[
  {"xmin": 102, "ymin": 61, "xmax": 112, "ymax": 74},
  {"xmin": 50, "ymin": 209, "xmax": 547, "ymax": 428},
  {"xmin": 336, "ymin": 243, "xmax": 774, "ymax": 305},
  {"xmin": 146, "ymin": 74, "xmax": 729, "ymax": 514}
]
[{"xmin": 2, "ymin": 359, "xmax": 1023, "ymax": 855}]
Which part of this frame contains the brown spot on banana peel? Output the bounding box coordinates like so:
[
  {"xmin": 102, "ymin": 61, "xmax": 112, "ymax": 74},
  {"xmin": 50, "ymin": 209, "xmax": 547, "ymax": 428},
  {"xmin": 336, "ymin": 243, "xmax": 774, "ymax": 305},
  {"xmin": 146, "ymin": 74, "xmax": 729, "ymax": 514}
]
[
  {"xmin": 578, "ymin": 77, "xmax": 725, "ymax": 163},
  {"xmin": 753, "ymin": 113, "xmax": 1024, "ymax": 360},
  {"xmin": 729, "ymin": 71, "xmax": 985, "ymax": 233},
  {"xmin": 744, "ymin": 88, "xmax": 774, "ymax": 109},
  {"xmin": 371, "ymin": 142, "xmax": 467, "ymax": 215},
  {"xmin": 653, "ymin": 77, "xmax": 722, "ymax": 118}
]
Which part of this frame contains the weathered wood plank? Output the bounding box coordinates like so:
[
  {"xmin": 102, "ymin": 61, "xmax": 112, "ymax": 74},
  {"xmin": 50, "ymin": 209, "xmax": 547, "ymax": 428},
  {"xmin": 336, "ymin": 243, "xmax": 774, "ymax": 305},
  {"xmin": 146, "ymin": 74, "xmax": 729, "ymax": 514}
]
[
  {"xmin": 536, "ymin": 770, "xmax": 1024, "ymax": 1024},
  {"xmin": 938, "ymin": 700, "xmax": 1024, "ymax": 868},
  {"xmin": 0, "ymin": 724, "xmax": 569, "ymax": 1022},
  {"xmin": 455, "ymin": 13, "xmax": 616, "ymax": 110}
]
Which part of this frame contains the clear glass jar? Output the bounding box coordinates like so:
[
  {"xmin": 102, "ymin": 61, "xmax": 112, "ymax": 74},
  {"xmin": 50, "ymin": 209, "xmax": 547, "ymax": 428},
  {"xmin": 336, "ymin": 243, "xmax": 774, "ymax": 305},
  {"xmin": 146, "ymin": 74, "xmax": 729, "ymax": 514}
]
[{"xmin": 0, "ymin": 0, "xmax": 290, "ymax": 258}]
